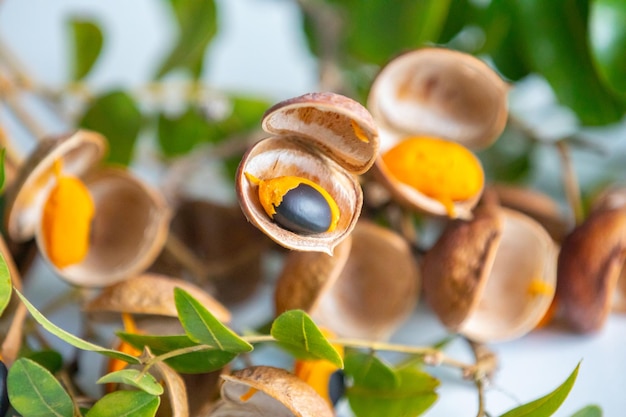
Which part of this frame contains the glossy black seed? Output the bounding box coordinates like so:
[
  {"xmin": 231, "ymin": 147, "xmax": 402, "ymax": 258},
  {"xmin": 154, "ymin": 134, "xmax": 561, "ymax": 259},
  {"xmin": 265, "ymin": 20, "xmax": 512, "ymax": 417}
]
[
  {"xmin": 0, "ymin": 361, "xmax": 9, "ymax": 417},
  {"xmin": 273, "ymin": 183, "xmax": 332, "ymax": 234},
  {"xmin": 329, "ymin": 369, "xmax": 346, "ymax": 405}
]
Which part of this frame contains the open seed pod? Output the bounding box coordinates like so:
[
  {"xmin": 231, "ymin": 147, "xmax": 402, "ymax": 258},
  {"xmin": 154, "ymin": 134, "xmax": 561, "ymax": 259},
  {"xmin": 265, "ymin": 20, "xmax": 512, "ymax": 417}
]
[
  {"xmin": 236, "ymin": 92, "xmax": 379, "ymax": 255},
  {"xmin": 556, "ymin": 208, "xmax": 626, "ymax": 333},
  {"xmin": 4, "ymin": 130, "xmax": 171, "ymax": 287},
  {"xmin": 210, "ymin": 366, "xmax": 334, "ymax": 417},
  {"xmin": 422, "ymin": 203, "xmax": 558, "ymax": 342},
  {"xmin": 367, "ymin": 48, "xmax": 509, "ymax": 219},
  {"xmin": 275, "ymin": 220, "xmax": 419, "ymax": 340}
]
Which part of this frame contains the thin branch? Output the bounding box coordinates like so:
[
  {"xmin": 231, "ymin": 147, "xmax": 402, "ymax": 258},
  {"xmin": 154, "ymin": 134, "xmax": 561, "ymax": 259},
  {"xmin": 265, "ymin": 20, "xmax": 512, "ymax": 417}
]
[{"xmin": 556, "ymin": 140, "xmax": 584, "ymax": 225}]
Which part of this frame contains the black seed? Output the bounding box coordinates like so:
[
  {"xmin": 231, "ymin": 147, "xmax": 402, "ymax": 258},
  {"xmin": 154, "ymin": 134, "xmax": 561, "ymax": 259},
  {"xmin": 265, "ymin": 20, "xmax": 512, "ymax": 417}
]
[
  {"xmin": 328, "ymin": 369, "xmax": 345, "ymax": 405},
  {"xmin": 273, "ymin": 183, "xmax": 332, "ymax": 234},
  {"xmin": 0, "ymin": 361, "xmax": 9, "ymax": 417}
]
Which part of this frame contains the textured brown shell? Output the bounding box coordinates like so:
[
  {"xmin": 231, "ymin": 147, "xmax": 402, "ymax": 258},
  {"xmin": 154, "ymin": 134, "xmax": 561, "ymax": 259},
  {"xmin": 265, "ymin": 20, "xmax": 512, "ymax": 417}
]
[
  {"xmin": 211, "ymin": 366, "xmax": 334, "ymax": 417},
  {"xmin": 237, "ymin": 136, "xmax": 363, "ymax": 255},
  {"xmin": 83, "ymin": 273, "xmax": 231, "ymax": 322},
  {"xmin": 275, "ymin": 220, "xmax": 419, "ymax": 340},
  {"xmin": 556, "ymin": 208, "xmax": 626, "ymax": 333},
  {"xmin": 4, "ymin": 130, "xmax": 107, "ymax": 242},
  {"xmin": 367, "ymin": 47, "xmax": 509, "ymax": 150},
  {"xmin": 262, "ymin": 92, "xmax": 379, "ymax": 174},
  {"xmin": 35, "ymin": 168, "xmax": 171, "ymax": 287},
  {"xmin": 423, "ymin": 205, "xmax": 557, "ymax": 342}
]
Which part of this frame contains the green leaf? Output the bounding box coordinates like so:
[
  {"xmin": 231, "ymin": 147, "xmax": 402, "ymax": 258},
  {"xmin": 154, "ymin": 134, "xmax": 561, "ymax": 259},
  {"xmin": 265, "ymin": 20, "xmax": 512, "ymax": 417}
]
[
  {"xmin": 499, "ymin": 362, "xmax": 581, "ymax": 417},
  {"xmin": 25, "ymin": 350, "xmax": 64, "ymax": 374},
  {"xmin": 270, "ymin": 309, "xmax": 343, "ymax": 368},
  {"xmin": 513, "ymin": 0, "xmax": 624, "ymax": 125},
  {"xmin": 570, "ymin": 405, "xmax": 602, "ymax": 417},
  {"xmin": 157, "ymin": 108, "xmax": 213, "ymax": 157},
  {"xmin": 174, "ymin": 287, "xmax": 252, "ymax": 353},
  {"xmin": 15, "ymin": 289, "xmax": 140, "ymax": 364},
  {"xmin": 0, "ymin": 252, "xmax": 11, "ymax": 317},
  {"xmin": 97, "ymin": 370, "xmax": 164, "ymax": 396},
  {"xmin": 117, "ymin": 332, "xmax": 236, "ymax": 374},
  {"xmin": 347, "ymin": 365, "xmax": 439, "ymax": 417},
  {"xmin": 156, "ymin": 0, "xmax": 217, "ymax": 78},
  {"xmin": 79, "ymin": 90, "xmax": 142, "ymax": 166},
  {"xmin": 589, "ymin": 0, "xmax": 626, "ymax": 96},
  {"xmin": 69, "ymin": 18, "xmax": 103, "ymax": 81},
  {"xmin": 344, "ymin": 350, "xmax": 399, "ymax": 389},
  {"xmin": 85, "ymin": 390, "xmax": 160, "ymax": 417},
  {"xmin": 7, "ymin": 358, "xmax": 73, "ymax": 417}
]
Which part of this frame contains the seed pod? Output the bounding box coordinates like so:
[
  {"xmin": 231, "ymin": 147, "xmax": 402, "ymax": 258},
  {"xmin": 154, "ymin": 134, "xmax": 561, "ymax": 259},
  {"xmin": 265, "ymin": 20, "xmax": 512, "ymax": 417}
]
[
  {"xmin": 237, "ymin": 92, "xmax": 379, "ymax": 254},
  {"xmin": 367, "ymin": 48, "xmax": 509, "ymax": 219}
]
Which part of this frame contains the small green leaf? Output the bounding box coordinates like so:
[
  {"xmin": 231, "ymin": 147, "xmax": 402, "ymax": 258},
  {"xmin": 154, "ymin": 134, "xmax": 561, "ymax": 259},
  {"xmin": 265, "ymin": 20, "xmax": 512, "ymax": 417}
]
[
  {"xmin": 85, "ymin": 390, "xmax": 160, "ymax": 417},
  {"xmin": 7, "ymin": 358, "xmax": 73, "ymax": 417},
  {"xmin": 69, "ymin": 18, "xmax": 103, "ymax": 81},
  {"xmin": 79, "ymin": 90, "xmax": 142, "ymax": 166},
  {"xmin": 589, "ymin": 0, "xmax": 626, "ymax": 96},
  {"xmin": 174, "ymin": 287, "xmax": 252, "ymax": 353},
  {"xmin": 0, "ymin": 147, "xmax": 6, "ymax": 192},
  {"xmin": 97, "ymin": 370, "xmax": 164, "ymax": 396},
  {"xmin": 347, "ymin": 366, "xmax": 439, "ymax": 417},
  {"xmin": 499, "ymin": 362, "xmax": 581, "ymax": 417},
  {"xmin": 570, "ymin": 405, "xmax": 602, "ymax": 417},
  {"xmin": 0, "ymin": 252, "xmax": 11, "ymax": 317},
  {"xmin": 15, "ymin": 289, "xmax": 140, "ymax": 364},
  {"xmin": 117, "ymin": 332, "xmax": 236, "ymax": 374},
  {"xmin": 270, "ymin": 309, "xmax": 343, "ymax": 368},
  {"xmin": 156, "ymin": 0, "xmax": 217, "ymax": 78},
  {"xmin": 344, "ymin": 350, "xmax": 399, "ymax": 390}
]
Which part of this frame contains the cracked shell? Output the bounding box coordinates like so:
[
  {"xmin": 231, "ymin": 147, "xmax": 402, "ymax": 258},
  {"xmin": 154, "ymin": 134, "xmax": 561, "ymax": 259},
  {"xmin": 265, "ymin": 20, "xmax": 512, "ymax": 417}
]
[
  {"xmin": 422, "ymin": 204, "xmax": 557, "ymax": 342},
  {"xmin": 236, "ymin": 92, "xmax": 379, "ymax": 255},
  {"xmin": 210, "ymin": 366, "xmax": 334, "ymax": 417},
  {"xmin": 367, "ymin": 48, "xmax": 508, "ymax": 219}
]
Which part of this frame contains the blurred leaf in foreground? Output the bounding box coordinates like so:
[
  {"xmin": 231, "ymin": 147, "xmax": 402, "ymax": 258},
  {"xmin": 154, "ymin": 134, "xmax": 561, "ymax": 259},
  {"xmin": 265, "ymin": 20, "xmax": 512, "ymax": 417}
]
[
  {"xmin": 0, "ymin": 252, "xmax": 11, "ymax": 318},
  {"xmin": 570, "ymin": 405, "xmax": 602, "ymax": 417},
  {"xmin": 79, "ymin": 90, "xmax": 143, "ymax": 166},
  {"xmin": 68, "ymin": 18, "xmax": 104, "ymax": 81}
]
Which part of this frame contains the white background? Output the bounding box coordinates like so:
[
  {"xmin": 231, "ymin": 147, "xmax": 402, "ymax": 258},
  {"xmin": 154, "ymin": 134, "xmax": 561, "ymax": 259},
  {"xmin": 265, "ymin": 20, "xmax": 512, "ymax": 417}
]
[{"xmin": 2, "ymin": 1, "xmax": 626, "ymax": 416}]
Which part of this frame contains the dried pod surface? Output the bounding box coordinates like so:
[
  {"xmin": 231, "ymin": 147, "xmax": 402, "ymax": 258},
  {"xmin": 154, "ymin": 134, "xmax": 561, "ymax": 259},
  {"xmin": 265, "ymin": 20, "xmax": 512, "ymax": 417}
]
[
  {"xmin": 83, "ymin": 273, "xmax": 231, "ymax": 322},
  {"xmin": 275, "ymin": 220, "xmax": 419, "ymax": 340},
  {"xmin": 556, "ymin": 208, "xmax": 626, "ymax": 333},
  {"xmin": 237, "ymin": 92, "xmax": 379, "ymax": 254},
  {"xmin": 423, "ymin": 205, "xmax": 557, "ymax": 342},
  {"xmin": 211, "ymin": 366, "xmax": 334, "ymax": 417},
  {"xmin": 368, "ymin": 47, "xmax": 509, "ymax": 150},
  {"xmin": 35, "ymin": 168, "xmax": 171, "ymax": 287},
  {"xmin": 4, "ymin": 130, "xmax": 107, "ymax": 242}
]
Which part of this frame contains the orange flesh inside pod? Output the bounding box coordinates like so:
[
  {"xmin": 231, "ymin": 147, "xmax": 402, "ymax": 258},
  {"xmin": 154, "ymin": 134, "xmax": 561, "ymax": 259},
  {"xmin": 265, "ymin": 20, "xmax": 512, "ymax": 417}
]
[
  {"xmin": 41, "ymin": 160, "xmax": 95, "ymax": 268},
  {"xmin": 382, "ymin": 136, "xmax": 484, "ymax": 216}
]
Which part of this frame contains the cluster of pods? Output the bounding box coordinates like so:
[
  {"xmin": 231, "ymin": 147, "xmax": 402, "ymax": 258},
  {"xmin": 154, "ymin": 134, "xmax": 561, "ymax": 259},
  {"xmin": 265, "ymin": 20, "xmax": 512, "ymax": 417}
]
[{"xmin": 0, "ymin": 47, "xmax": 622, "ymax": 416}]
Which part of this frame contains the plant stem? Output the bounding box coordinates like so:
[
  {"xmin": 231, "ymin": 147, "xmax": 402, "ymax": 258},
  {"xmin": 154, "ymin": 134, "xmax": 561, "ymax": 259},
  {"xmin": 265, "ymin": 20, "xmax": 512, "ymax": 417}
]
[{"xmin": 556, "ymin": 140, "xmax": 584, "ymax": 225}]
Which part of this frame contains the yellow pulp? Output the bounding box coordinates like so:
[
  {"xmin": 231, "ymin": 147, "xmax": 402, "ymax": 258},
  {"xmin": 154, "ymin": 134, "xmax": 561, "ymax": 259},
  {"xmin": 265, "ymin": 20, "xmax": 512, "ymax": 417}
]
[
  {"xmin": 382, "ymin": 136, "xmax": 483, "ymax": 217},
  {"xmin": 245, "ymin": 172, "xmax": 340, "ymax": 232},
  {"xmin": 294, "ymin": 328, "xmax": 343, "ymax": 406},
  {"xmin": 41, "ymin": 160, "xmax": 95, "ymax": 268},
  {"xmin": 527, "ymin": 279, "xmax": 554, "ymax": 297}
]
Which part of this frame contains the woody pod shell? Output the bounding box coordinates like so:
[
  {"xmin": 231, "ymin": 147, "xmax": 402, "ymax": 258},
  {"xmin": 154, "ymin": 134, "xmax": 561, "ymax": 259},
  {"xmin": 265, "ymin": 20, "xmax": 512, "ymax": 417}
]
[
  {"xmin": 422, "ymin": 204, "xmax": 557, "ymax": 342},
  {"xmin": 3, "ymin": 130, "xmax": 171, "ymax": 287},
  {"xmin": 236, "ymin": 92, "xmax": 379, "ymax": 255},
  {"xmin": 367, "ymin": 48, "xmax": 509, "ymax": 218}
]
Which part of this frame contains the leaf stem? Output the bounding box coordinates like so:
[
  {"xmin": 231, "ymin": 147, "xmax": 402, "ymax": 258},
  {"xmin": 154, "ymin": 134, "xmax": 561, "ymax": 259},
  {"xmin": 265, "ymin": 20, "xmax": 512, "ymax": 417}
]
[{"xmin": 556, "ymin": 140, "xmax": 584, "ymax": 225}]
